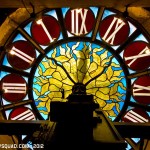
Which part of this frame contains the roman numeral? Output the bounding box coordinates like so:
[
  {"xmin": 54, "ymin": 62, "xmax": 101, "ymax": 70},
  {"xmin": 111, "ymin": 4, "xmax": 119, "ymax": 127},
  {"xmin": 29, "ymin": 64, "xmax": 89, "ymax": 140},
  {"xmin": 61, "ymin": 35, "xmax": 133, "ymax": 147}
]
[
  {"xmin": 2, "ymin": 83, "xmax": 26, "ymax": 93},
  {"xmin": 36, "ymin": 19, "xmax": 55, "ymax": 42},
  {"xmin": 71, "ymin": 9, "xmax": 88, "ymax": 35},
  {"xmin": 10, "ymin": 46, "xmax": 34, "ymax": 64},
  {"xmin": 102, "ymin": 17, "xmax": 125, "ymax": 45},
  {"xmin": 124, "ymin": 110, "xmax": 148, "ymax": 123},
  {"xmin": 133, "ymin": 84, "xmax": 150, "ymax": 96},
  {"xmin": 124, "ymin": 46, "xmax": 150, "ymax": 67},
  {"xmin": 11, "ymin": 109, "xmax": 35, "ymax": 120}
]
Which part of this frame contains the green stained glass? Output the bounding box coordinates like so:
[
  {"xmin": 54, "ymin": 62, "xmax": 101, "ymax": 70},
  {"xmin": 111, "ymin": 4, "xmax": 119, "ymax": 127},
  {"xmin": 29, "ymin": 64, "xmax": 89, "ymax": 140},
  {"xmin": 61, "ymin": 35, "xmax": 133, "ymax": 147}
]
[{"xmin": 33, "ymin": 41, "xmax": 126, "ymax": 120}]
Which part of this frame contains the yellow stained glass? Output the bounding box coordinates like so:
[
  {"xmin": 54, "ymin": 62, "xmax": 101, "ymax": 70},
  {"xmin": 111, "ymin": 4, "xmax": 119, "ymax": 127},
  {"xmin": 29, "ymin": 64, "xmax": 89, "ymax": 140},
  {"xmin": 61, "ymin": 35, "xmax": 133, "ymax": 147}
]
[
  {"xmin": 52, "ymin": 72, "xmax": 63, "ymax": 81},
  {"xmin": 33, "ymin": 41, "xmax": 126, "ymax": 121}
]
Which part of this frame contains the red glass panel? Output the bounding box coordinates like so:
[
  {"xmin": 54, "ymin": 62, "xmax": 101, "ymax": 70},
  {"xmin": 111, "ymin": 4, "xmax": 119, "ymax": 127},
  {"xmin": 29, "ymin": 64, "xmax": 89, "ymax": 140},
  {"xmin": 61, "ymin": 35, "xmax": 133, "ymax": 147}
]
[
  {"xmin": 65, "ymin": 8, "xmax": 95, "ymax": 36},
  {"xmin": 132, "ymin": 75, "xmax": 150, "ymax": 104},
  {"xmin": 9, "ymin": 107, "xmax": 36, "ymax": 120},
  {"xmin": 123, "ymin": 41, "xmax": 150, "ymax": 71},
  {"xmin": 7, "ymin": 40, "xmax": 36, "ymax": 70},
  {"xmin": 0, "ymin": 74, "xmax": 27, "ymax": 102},
  {"xmin": 99, "ymin": 15, "xmax": 129, "ymax": 45},
  {"xmin": 122, "ymin": 108, "xmax": 149, "ymax": 123},
  {"xmin": 31, "ymin": 15, "xmax": 61, "ymax": 45}
]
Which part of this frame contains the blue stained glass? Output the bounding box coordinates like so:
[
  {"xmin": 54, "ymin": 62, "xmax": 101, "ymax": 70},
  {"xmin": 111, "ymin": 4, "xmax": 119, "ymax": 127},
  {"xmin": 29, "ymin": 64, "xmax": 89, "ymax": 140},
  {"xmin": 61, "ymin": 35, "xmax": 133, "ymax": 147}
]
[
  {"xmin": 111, "ymin": 45, "xmax": 119, "ymax": 50},
  {"xmin": 56, "ymin": 48, "xmax": 61, "ymax": 56},
  {"xmin": 134, "ymin": 34, "xmax": 148, "ymax": 42},
  {"xmin": 119, "ymin": 51, "xmax": 124, "ymax": 59},
  {"xmin": 40, "ymin": 45, "xmax": 47, "ymax": 50},
  {"xmin": 85, "ymin": 31, "xmax": 93, "ymax": 37},
  {"xmin": 126, "ymin": 106, "xmax": 135, "ymax": 111},
  {"xmin": 45, "ymin": 10, "xmax": 58, "ymax": 20},
  {"xmin": 102, "ymin": 9, "xmax": 116, "ymax": 20},
  {"xmin": 67, "ymin": 31, "xmax": 74, "ymax": 37},
  {"xmin": 27, "ymin": 141, "xmax": 34, "ymax": 150},
  {"xmin": 38, "ymin": 106, "xmax": 47, "ymax": 111},
  {"xmin": 90, "ymin": 7, "xmax": 98, "ymax": 18},
  {"xmin": 96, "ymin": 32, "xmax": 102, "ymax": 41},
  {"xmin": 22, "ymin": 135, "xmax": 27, "ymax": 140},
  {"xmin": 131, "ymin": 138, "xmax": 140, "ymax": 143},
  {"xmin": 0, "ymin": 71, "xmax": 9, "ymax": 79},
  {"xmin": 61, "ymin": 7, "xmax": 70, "ymax": 18},
  {"xmin": 41, "ymin": 114, "xmax": 47, "ymax": 120},
  {"xmin": 147, "ymin": 112, "xmax": 150, "ymax": 116},
  {"xmin": 13, "ymin": 34, "xmax": 26, "ymax": 42},
  {"xmin": 47, "ymin": 50, "xmax": 54, "ymax": 58},
  {"xmin": 24, "ymin": 104, "xmax": 33, "ymax": 110},
  {"xmin": 128, "ymin": 21, "xmax": 137, "ymax": 36},
  {"xmin": 25, "ymin": 68, "xmax": 32, "ymax": 72},
  {"xmin": 131, "ymin": 78, "xmax": 136, "ymax": 84},
  {"xmin": 130, "ymin": 96, "xmax": 136, "ymax": 103},
  {"xmin": 21, "ymin": 95, "xmax": 29, "ymax": 101},
  {"xmin": 58, "ymin": 32, "xmax": 63, "ymax": 40},
  {"xmin": 5, "ymin": 109, "xmax": 12, "ymax": 119},
  {"xmin": 126, "ymin": 142, "xmax": 132, "ymax": 150},
  {"xmin": 2, "ymin": 98, "xmax": 11, "ymax": 105},
  {"xmin": 2, "ymin": 56, "xmax": 11, "ymax": 67},
  {"xmin": 36, "ymin": 50, "xmax": 40, "ymax": 57},
  {"xmin": 113, "ymin": 105, "xmax": 119, "ymax": 115},
  {"xmin": 112, "ymin": 57, "xmax": 120, "ymax": 65},
  {"xmin": 127, "ymin": 68, "xmax": 136, "ymax": 74},
  {"xmin": 24, "ymin": 22, "xmax": 32, "ymax": 36}
]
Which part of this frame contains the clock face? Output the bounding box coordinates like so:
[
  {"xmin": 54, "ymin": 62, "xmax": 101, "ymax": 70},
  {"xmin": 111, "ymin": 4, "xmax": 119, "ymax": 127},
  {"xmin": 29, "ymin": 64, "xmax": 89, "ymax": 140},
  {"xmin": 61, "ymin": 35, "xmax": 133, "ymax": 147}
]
[
  {"xmin": 0, "ymin": 7, "xmax": 150, "ymax": 148},
  {"xmin": 32, "ymin": 41, "xmax": 127, "ymax": 120}
]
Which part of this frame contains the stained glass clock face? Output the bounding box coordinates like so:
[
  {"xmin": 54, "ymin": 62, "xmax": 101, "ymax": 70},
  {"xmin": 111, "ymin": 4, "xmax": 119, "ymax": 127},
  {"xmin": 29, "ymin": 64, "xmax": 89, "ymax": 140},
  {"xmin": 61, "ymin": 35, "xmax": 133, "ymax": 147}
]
[
  {"xmin": 32, "ymin": 41, "xmax": 127, "ymax": 120},
  {"xmin": 0, "ymin": 7, "xmax": 150, "ymax": 149}
]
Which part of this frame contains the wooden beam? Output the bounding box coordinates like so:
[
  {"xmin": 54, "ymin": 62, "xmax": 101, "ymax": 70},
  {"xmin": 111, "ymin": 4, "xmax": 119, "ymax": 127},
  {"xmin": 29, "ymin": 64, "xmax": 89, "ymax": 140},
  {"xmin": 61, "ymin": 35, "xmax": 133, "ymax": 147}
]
[
  {"xmin": 114, "ymin": 122, "xmax": 150, "ymax": 138},
  {"xmin": 0, "ymin": 100, "xmax": 32, "ymax": 111},
  {"xmin": 0, "ymin": 0, "xmax": 150, "ymax": 8},
  {"xmin": 0, "ymin": 117, "xmax": 150, "ymax": 138}
]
